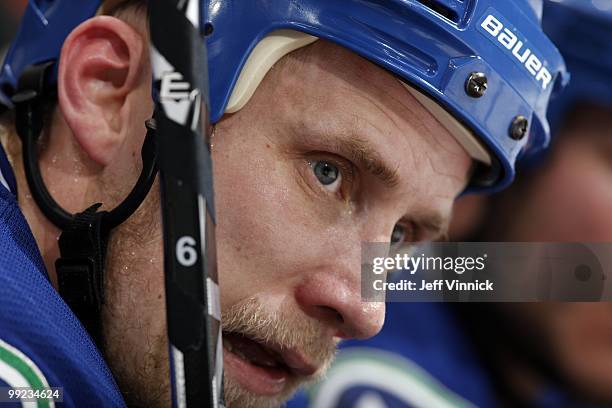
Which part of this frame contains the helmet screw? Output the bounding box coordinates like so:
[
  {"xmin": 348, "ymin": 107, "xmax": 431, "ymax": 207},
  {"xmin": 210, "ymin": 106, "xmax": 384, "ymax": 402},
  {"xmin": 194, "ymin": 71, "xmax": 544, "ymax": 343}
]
[
  {"xmin": 509, "ymin": 115, "xmax": 529, "ymax": 140},
  {"xmin": 465, "ymin": 72, "xmax": 488, "ymax": 98}
]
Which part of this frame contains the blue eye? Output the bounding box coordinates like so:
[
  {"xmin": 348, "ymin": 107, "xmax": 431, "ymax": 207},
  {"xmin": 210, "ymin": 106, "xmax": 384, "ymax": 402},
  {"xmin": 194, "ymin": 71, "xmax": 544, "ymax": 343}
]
[
  {"xmin": 391, "ymin": 224, "xmax": 405, "ymax": 244},
  {"xmin": 312, "ymin": 160, "xmax": 342, "ymax": 192}
]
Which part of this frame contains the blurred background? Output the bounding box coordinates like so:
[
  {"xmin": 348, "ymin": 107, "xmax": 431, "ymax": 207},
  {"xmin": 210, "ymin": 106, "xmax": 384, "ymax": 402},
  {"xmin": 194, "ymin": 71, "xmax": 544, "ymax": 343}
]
[{"xmin": 0, "ymin": 0, "xmax": 27, "ymax": 60}]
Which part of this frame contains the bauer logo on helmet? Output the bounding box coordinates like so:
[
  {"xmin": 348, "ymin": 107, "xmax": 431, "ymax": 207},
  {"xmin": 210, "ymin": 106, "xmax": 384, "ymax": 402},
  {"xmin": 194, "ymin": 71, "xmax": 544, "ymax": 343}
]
[{"xmin": 480, "ymin": 12, "xmax": 553, "ymax": 91}]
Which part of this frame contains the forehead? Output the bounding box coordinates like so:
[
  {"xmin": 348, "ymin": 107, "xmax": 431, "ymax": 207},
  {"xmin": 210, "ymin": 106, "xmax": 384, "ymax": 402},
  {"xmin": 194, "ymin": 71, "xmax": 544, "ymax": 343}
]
[{"xmin": 258, "ymin": 40, "xmax": 472, "ymax": 200}]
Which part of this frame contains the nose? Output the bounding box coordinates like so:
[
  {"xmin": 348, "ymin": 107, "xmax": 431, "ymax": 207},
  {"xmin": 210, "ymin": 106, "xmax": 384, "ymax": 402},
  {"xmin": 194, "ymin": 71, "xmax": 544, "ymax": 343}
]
[{"xmin": 294, "ymin": 270, "xmax": 385, "ymax": 339}]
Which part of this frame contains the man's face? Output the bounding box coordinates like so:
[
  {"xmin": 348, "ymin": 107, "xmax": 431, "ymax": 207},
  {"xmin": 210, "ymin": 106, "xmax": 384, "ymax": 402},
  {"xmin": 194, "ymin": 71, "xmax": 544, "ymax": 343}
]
[
  {"xmin": 490, "ymin": 104, "xmax": 612, "ymax": 403},
  {"xmin": 41, "ymin": 20, "xmax": 471, "ymax": 406},
  {"xmin": 208, "ymin": 40, "xmax": 472, "ymax": 407}
]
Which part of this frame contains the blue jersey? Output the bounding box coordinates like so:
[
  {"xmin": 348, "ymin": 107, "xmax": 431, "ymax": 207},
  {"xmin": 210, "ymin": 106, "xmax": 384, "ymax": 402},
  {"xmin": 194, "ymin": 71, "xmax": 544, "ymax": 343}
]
[
  {"xmin": 0, "ymin": 143, "xmax": 125, "ymax": 407},
  {"xmin": 287, "ymin": 299, "xmax": 601, "ymax": 408},
  {"xmin": 287, "ymin": 301, "xmax": 494, "ymax": 408}
]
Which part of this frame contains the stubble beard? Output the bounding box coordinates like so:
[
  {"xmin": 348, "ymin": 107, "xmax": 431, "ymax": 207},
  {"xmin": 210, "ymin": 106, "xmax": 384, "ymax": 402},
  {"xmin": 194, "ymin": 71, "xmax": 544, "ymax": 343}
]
[
  {"xmin": 99, "ymin": 185, "xmax": 338, "ymax": 408},
  {"xmin": 101, "ymin": 183, "xmax": 171, "ymax": 408},
  {"xmin": 222, "ymin": 298, "xmax": 338, "ymax": 408}
]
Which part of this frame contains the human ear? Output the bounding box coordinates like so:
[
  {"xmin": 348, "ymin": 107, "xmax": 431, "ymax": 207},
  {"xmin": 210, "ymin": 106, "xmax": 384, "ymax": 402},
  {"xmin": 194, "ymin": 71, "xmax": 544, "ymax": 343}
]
[{"xmin": 57, "ymin": 15, "xmax": 147, "ymax": 166}]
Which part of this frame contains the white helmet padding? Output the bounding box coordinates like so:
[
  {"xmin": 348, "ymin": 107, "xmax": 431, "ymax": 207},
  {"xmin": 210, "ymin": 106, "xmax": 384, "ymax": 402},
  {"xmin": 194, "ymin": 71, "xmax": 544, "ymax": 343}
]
[{"xmin": 225, "ymin": 30, "xmax": 491, "ymax": 165}]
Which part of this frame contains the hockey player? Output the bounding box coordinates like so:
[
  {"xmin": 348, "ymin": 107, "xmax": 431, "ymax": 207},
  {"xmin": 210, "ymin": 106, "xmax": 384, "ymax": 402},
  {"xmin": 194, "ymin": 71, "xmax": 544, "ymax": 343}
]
[
  {"xmin": 290, "ymin": 1, "xmax": 611, "ymax": 407},
  {"xmin": 0, "ymin": 0, "xmax": 565, "ymax": 406}
]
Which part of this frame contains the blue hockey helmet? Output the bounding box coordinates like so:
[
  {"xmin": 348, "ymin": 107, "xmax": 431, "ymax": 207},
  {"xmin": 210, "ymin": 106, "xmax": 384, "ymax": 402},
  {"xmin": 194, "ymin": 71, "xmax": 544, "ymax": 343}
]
[
  {"xmin": 0, "ymin": 0, "xmax": 568, "ymax": 192},
  {"xmin": 543, "ymin": 0, "xmax": 612, "ymax": 132}
]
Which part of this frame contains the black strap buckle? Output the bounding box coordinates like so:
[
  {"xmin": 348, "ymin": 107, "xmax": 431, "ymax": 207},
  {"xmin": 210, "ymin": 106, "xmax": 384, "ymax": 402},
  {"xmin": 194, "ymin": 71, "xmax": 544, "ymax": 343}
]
[{"xmin": 55, "ymin": 204, "xmax": 109, "ymax": 341}]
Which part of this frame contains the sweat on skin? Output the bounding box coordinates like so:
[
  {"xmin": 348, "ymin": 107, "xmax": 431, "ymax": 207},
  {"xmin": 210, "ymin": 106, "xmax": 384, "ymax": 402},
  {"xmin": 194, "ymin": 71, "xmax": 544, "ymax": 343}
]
[{"xmin": 0, "ymin": 11, "xmax": 473, "ymax": 408}]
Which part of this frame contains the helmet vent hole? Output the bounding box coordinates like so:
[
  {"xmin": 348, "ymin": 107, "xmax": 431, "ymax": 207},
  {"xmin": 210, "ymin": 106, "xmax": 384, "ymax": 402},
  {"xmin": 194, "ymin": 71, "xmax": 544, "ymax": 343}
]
[
  {"xmin": 204, "ymin": 22, "xmax": 214, "ymax": 36},
  {"xmin": 414, "ymin": 0, "xmax": 460, "ymax": 23}
]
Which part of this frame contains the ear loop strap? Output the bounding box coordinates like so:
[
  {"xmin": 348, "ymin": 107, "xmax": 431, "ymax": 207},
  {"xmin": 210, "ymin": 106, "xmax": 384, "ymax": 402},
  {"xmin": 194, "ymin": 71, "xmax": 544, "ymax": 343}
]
[{"xmin": 12, "ymin": 61, "xmax": 159, "ymax": 346}]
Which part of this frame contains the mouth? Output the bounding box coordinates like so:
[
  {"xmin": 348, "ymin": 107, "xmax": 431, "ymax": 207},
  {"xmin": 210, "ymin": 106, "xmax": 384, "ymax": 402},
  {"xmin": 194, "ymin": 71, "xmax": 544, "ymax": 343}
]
[{"xmin": 222, "ymin": 331, "xmax": 318, "ymax": 396}]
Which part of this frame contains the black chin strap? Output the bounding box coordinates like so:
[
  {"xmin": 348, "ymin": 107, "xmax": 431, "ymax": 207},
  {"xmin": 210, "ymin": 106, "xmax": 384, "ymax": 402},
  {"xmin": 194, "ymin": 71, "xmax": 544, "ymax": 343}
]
[{"xmin": 12, "ymin": 62, "xmax": 158, "ymax": 346}]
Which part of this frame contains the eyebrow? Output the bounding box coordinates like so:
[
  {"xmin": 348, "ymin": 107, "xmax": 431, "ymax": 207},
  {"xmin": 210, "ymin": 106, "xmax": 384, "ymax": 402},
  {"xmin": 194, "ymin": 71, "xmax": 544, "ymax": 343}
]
[
  {"xmin": 292, "ymin": 125, "xmax": 402, "ymax": 189},
  {"xmin": 332, "ymin": 136, "xmax": 401, "ymax": 190},
  {"xmin": 293, "ymin": 127, "xmax": 451, "ymax": 238},
  {"xmin": 344, "ymin": 140, "xmax": 451, "ymax": 239}
]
